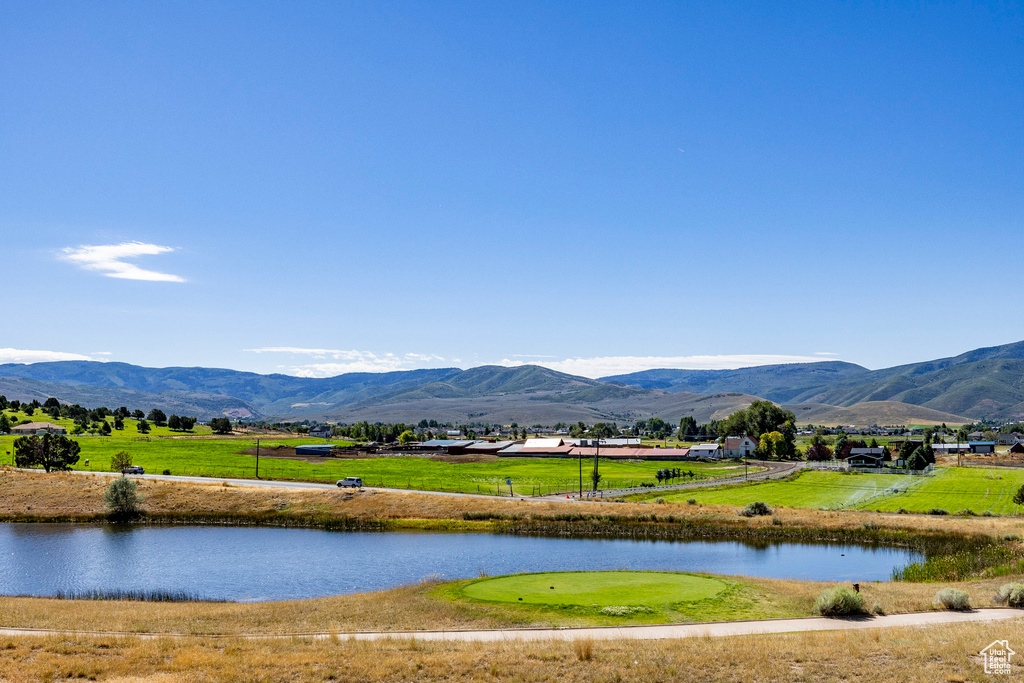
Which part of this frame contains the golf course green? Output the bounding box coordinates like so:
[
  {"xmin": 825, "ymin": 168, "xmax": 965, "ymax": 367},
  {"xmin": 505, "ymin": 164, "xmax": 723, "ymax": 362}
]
[{"xmin": 460, "ymin": 571, "xmax": 728, "ymax": 608}]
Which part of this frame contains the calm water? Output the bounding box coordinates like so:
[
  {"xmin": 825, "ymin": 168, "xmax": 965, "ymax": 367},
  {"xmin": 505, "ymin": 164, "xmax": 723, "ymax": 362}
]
[{"xmin": 0, "ymin": 524, "xmax": 921, "ymax": 602}]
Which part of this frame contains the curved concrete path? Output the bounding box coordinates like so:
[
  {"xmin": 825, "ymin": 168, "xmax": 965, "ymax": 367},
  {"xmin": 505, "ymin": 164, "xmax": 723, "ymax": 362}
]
[{"xmin": 2, "ymin": 608, "xmax": 1020, "ymax": 642}]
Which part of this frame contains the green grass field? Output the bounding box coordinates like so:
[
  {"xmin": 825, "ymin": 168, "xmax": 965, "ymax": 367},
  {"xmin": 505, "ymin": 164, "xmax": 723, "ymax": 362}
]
[
  {"xmin": 648, "ymin": 470, "xmax": 911, "ymax": 510},
  {"xmin": 642, "ymin": 467, "xmax": 1024, "ymax": 515},
  {"xmin": 0, "ymin": 413, "xmax": 745, "ymax": 495},
  {"xmin": 849, "ymin": 467, "xmax": 1024, "ymax": 515},
  {"xmin": 460, "ymin": 571, "xmax": 727, "ymax": 607}
]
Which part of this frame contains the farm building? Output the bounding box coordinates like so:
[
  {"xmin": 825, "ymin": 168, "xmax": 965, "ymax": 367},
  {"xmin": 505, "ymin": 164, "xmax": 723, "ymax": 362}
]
[
  {"xmin": 10, "ymin": 421, "xmax": 66, "ymax": 435},
  {"xmin": 308, "ymin": 425, "xmax": 332, "ymax": 439},
  {"xmin": 845, "ymin": 447, "xmax": 885, "ymax": 467},
  {"xmin": 933, "ymin": 442, "xmax": 970, "ymax": 455},
  {"xmin": 295, "ymin": 444, "xmax": 333, "ymax": 456},
  {"xmin": 1009, "ymin": 442, "xmax": 1024, "ymax": 454},
  {"xmin": 689, "ymin": 443, "xmax": 723, "ymax": 458},
  {"xmin": 723, "ymin": 436, "xmax": 758, "ymax": 457},
  {"xmin": 969, "ymin": 441, "xmax": 996, "ymax": 454}
]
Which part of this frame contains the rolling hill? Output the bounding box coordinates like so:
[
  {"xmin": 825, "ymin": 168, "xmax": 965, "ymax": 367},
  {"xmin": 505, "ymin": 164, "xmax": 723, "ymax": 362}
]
[{"xmin": 9, "ymin": 338, "xmax": 1024, "ymax": 424}]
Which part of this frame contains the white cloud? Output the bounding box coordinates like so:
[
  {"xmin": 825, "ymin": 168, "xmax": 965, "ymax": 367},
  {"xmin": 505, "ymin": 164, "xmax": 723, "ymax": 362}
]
[
  {"xmin": 496, "ymin": 354, "xmax": 843, "ymax": 378},
  {"xmin": 0, "ymin": 348, "xmax": 98, "ymax": 363},
  {"xmin": 248, "ymin": 347, "xmax": 448, "ymax": 377},
  {"xmin": 61, "ymin": 242, "xmax": 185, "ymax": 282}
]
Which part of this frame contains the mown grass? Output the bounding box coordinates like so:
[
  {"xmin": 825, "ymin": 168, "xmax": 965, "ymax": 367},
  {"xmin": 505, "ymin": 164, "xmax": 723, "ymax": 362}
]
[{"xmin": 460, "ymin": 571, "xmax": 727, "ymax": 608}]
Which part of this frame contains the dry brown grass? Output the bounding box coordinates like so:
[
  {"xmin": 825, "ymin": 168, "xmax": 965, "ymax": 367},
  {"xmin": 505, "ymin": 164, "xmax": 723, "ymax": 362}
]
[
  {"xmin": 3, "ymin": 467, "xmax": 1023, "ymax": 542},
  {"xmin": 0, "ymin": 620, "xmax": 1020, "ymax": 682}
]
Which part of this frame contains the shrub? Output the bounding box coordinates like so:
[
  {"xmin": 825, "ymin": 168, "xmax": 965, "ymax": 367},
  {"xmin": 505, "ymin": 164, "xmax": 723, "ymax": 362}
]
[
  {"xmin": 813, "ymin": 586, "xmax": 866, "ymax": 616},
  {"xmin": 686, "ymin": 499, "xmax": 697, "ymax": 505},
  {"xmin": 872, "ymin": 603, "xmax": 885, "ymax": 615},
  {"xmin": 934, "ymin": 588, "xmax": 971, "ymax": 611},
  {"xmin": 654, "ymin": 497, "xmax": 666, "ymax": 505},
  {"xmin": 896, "ymin": 507, "xmax": 908, "ymax": 514},
  {"xmin": 927, "ymin": 508, "xmax": 949, "ymax": 516},
  {"xmin": 104, "ymin": 477, "xmax": 143, "ymax": 520},
  {"xmin": 995, "ymin": 583, "xmax": 1024, "ymax": 607},
  {"xmin": 739, "ymin": 501, "xmax": 772, "ymax": 517},
  {"xmin": 957, "ymin": 509, "xmax": 976, "ymax": 516},
  {"xmin": 162, "ymin": 469, "xmax": 171, "ymax": 476}
]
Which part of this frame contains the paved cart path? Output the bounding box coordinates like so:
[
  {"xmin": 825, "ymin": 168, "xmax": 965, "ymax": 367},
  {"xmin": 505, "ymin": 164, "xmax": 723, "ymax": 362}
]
[{"xmin": 1, "ymin": 608, "xmax": 1020, "ymax": 642}]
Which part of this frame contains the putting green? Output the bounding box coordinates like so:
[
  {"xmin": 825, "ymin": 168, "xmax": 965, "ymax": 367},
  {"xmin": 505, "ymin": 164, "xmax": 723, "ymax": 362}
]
[{"xmin": 460, "ymin": 571, "xmax": 727, "ymax": 607}]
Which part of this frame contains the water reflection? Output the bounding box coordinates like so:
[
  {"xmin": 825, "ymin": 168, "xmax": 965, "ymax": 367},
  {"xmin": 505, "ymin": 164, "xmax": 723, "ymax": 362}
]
[{"xmin": 0, "ymin": 524, "xmax": 921, "ymax": 602}]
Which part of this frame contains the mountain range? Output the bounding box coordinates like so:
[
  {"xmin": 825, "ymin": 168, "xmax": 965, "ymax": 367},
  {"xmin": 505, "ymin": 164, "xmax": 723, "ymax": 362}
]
[{"xmin": 3, "ymin": 340, "xmax": 1024, "ymax": 425}]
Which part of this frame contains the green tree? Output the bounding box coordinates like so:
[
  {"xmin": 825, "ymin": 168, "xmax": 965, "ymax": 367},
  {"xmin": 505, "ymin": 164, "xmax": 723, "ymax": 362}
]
[
  {"xmin": 14, "ymin": 433, "xmax": 81, "ymax": 472},
  {"xmin": 113, "ymin": 415, "xmax": 124, "ymax": 430},
  {"xmin": 179, "ymin": 416, "xmax": 196, "ymax": 430},
  {"xmin": 137, "ymin": 419, "xmax": 151, "ymax": 434},
  {"xmin": 110, "ymin": 450, "xmax": 133, "ymax": 472},
  {"xmin": 104, "ymin": 477, "xmax": 143, "ymax": 520},
  {"xmin": 0, "ymin": 413, "xmax": 11, "ymax": 434},
  {"xmin": 398, "ymin": 429, "xmax": 416, "ymax": 444},
  {"xmin": 209, "ymin": 417, "xmax": 232, "ymax": 435},
  {"xmin": 589, "ymin": 423, "xmax": 616, "ymax": 439},
  {"xmin": 907, "ymin": 448, "xmax": 928, "ymax": 471},
  {"xmin": 147, "ymin": 409, "xmax": 167, "ymax": 426},
  {"xmin": 719, "ymin": 401, "xmax": 796, "ymax": 453},
  {"xmin": 1013, "ymin": 484, "xmax": 1024, "ymax": 506},
  {"xmin": 167, "ymin": 414, "xmax": 182, "ymax": 431}
]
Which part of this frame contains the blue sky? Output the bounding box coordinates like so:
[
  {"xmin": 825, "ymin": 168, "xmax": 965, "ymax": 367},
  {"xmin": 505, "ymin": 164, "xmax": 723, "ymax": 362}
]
[{"xmin": 1, "ymin": 1, "xmax": 1022, "ymax": 378}]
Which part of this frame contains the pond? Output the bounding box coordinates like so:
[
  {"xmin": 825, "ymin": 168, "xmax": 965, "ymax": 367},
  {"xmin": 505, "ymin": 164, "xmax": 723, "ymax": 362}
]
[{"xmin": 0, "ymin": 524, "xmax": 922, "ymax": 602}]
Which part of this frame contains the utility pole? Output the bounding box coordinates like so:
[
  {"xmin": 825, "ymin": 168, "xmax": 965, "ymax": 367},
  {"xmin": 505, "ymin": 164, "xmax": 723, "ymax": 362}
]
[
  {"xmin": 592, "ymin": 438, "xmax": 600, "ymax": 493},
  {"xmin": 255, "ymin": 438, "xmax": 260, "ymax": 479},
  {"xmin": 579, "ymin": 446, "xmax": 583, "ymax": 498}
]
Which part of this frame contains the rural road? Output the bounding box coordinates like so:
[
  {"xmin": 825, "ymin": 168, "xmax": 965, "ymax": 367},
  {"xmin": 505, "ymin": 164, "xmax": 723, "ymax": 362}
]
[
  {"xmin": 1, "ymin": 608, "xmax": 1020, "ymax": 642},
  {"xmin": 58, "ymin": 463, "xmax": 799, "ymax": 502}
]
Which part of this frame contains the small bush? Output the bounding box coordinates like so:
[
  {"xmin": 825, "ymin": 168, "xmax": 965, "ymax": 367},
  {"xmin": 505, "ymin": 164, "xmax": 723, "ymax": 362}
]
[
  {"xmin": 995, "ymin": 583, "xmax": 1024, "ymax": 607},
  {"xmin": 104, "ymin": 477, "xmax": 143, "ymax": 520},
  {"xmin": 654, "ymin": 497, "xmax": 666, "ymax": 505},
  {"xmin": 813, "ymin": 586, "xmax": 866, "ymax": 616},
  {"xmin": 872, "ymin": 602, "xmax": 885, "ymax": 615},
  {"xmin": 598, "ymin": 605, "xmax": 655, "ymax": 616},
  {"xmin": 686, "ymin": 499, "xmax": 697, "ymax": 505},
  {"xmin": 934, "ymin": 588, "xmax": 971, "ymax": 611},
  {"xmin": 927, "ymin": 508, "xmax": 949, "ymax": 516},
  {"xmin": 162, "ymin": 469, "xmax": 171, "ymax": 476},
  {"xmin": 896, "ymin": 507, "xmax": 908, "ymax": 514},
  {"xmin": 956, "ymin": 509, "xmax": 976, "ymax": 516},
  {"xmin": 982, "ymin": 510, "xmax": 995, "ymax": 517},
  {"xmin": 574, "ymin": 638, "xmax": 593, "ymax": 661},
  {"xmin": 738, "ymin": 501, "xmax": 772, "ymax": 517}
]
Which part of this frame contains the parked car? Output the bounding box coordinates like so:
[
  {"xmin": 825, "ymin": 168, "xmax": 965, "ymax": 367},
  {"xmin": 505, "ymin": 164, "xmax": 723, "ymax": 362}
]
[
  {"xmin": 337, "ymin": 477, "xmax": 363, "ymax": 488},
  {"xmin": 122, "ymin": 466, "xmax": 145, "ymax": 475}
]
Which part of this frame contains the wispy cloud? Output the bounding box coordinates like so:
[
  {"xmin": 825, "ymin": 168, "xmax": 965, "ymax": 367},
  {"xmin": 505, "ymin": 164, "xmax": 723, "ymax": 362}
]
[
  {"xmin": 496, "ymin": 354, "xmax": 843, "ymax": 378},
  {"xmin": 246, "ymin": 347, "xmax": 448, "ymax": 377},
  {"xmin": 61, "ymin": 242, "xmax": 185, "ymax": 282},
  {"xmin": 0, "ymin": 348, "xmax": 100, "ymax": 364}
]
